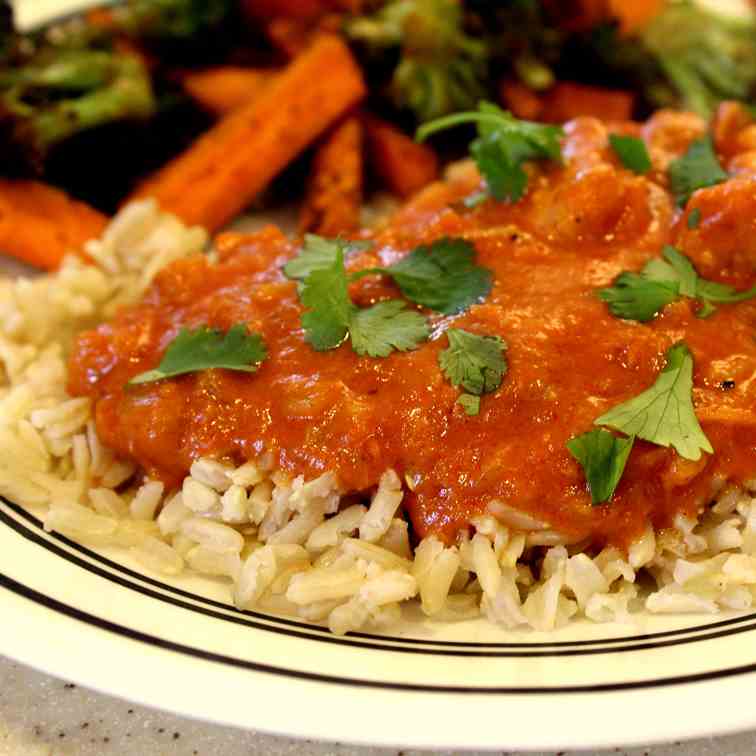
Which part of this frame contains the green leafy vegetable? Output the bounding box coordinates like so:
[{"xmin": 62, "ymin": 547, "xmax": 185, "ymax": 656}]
[
  {"xmin": 295, "ymin": 243, "xmax": 428, "ymax": 356},
  {"xmin": 456, "ymin": 394, "xmax": 481, "ymax": 416},
  {"xmin": 283, "ymin": 235, "xmax": 370, "ymax": 281},
  {"xmin": 609, "ymin": 134, "xmax": 651, "ymax": 174},
  {"xmin": 566, "ymin": 429, "xmax": 636, "ymax": 505},
  {"xmin": 594, "ymin": 342, "xmax": 713, "ymax": 461},
  {"xmin": 129, "ymin": 325, "xmax": 267, "ymax": 385},
  {"xmin": 289, "ymin": 235, "xmax": 492, "ymax": 316},
  {"xmin": 299, "ymin": 246, "xmax": 354, "ymax": 351},
  {"xmin": 353, "ymin": 237, "xmax": 492, "ymax": 315},
  {"xmin": 439, "ymin": 329, "xmax": 508, "ymax": 414},
  {"xmin": 687, "ymin": 207, "xmax": 702, "ymax": 229},
  {"xmin": 350, "ymin": 300, "xmax": 430, "ymax": 358},
  {"xmin": 599, "ymin": 245, "xmax": 756, "ymax": 321},
  {"xmin": 417, "ymin": 101, "xmax": 563, "ymax": 202},
  {"xmin": 668, "ymin": 136, "xmax": 727, "ymax": 206}
]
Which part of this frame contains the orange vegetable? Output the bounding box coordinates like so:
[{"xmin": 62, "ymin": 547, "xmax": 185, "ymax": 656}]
[
  {"xmin": 182, "ymin": 67, "xmax": 276, "ymax": 115},
  {"xmin": 363, "ymin": 116, "xmax": 438, "ymax": 199},
  {"xmin": 543, "ymin": 0, "xmax": 664, "ymax": 33},
  {"xmin": 0, "ymin": 180, "xmax": 107, "ymax": 271},
  {"xmin": 129, "ymin": 34, "xmax": 366, "ymax": 232},
  {"xmin": 300, "ymin": 116, "xmax": 363, "ymax": 236},
  {"xmin": 540, "ymin": 82, "xmax": 634, "ymax": 123},
  {"xmin": 499, "ymin": 79, "xmax": 544, "ymax": 121}
]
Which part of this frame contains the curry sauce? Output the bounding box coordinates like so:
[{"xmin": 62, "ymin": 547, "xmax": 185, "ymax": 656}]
[{"xmin": 68, "ymin": 110, "xmax": 756, "ymax": 551}]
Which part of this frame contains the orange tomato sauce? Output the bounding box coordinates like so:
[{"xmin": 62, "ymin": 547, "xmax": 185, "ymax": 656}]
[{"xmin": 68, "ymin": 108, "xmax": 756, "ymax": 551}]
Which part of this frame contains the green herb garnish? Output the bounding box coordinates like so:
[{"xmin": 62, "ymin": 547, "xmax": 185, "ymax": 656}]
[
  {"xmin": 439, "ymin": 328, "xmax": 507, "ymax": 415},
  {"xmin": 599, "ymin": 245, "xmax": 756, "ymax": 321},
  {"xmin": 353, "ymin": 237, "xmax": 492, "ymax": 315},
  {"xmin": 668, "ymin": 136, "xmax": 727, "ymax": 206},
  {"xmin": 566, "ymin": 429, "xmax": 636, "ymax": 505},
  {"xmin": 297, "ymin": 244, "xmax": 429, "ymax": 355},
  {"xmin": 417, "ymin": 101, "xmax": 563, "ymax": 202},
  {"xmin": 687, "ymin": 207, "xmax": 702, "ymax": 229},
  {"xmin": 288, "ymin": 235, "xmax": 492, "ymax": 316},
  {"xmin": 595, "ymin": 342, "xmax": 713, "ymax": 461},
  {"xmin": 609, "ymin": 134, "xmax": 652, "ymax": 174},
  {"xmin": 129, "ymin": 325, "xmax": 267, "ymax": 385},
  {"xmin": 349, "ymin": 300, "xmax": 431, "ymax": 358}
]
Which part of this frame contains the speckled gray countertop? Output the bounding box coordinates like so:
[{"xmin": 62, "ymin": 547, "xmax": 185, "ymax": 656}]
[{"xmin": 2, "ymin": 656, "xmax": 756, "ymax": 756}]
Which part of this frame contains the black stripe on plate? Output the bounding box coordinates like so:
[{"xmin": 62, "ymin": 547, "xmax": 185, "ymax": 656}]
[
  {"xmin": 4, "ymin": 568, "xmax": 756, "ymax": 694},
  {"xmin": 6, "ymin": 500, "xmax": 756, "ymax": 657}
]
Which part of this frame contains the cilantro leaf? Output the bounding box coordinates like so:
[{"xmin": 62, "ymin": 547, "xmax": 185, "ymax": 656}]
[
  {"xmin": 417, "ymin": 101, "xmax": 563, "ymax": 202},
  {"xmin": 439, "ymin": 328, "xmax": 508, "ymax": 401},
  {"xmin": 595, "ymin": 342, "xmax": 713, "ymax": 461},
  {"xmin": 609, "ymin": 134, "xmax": 652, "ymax": 174},
  {"xmin": 599, "ymin": 245, "xmax": 756, "ymax": 321},
  {"xmin": 354, "ymin": 237, "xmax": 493, "ymax": 315},
  {"xmin": 643, "ymin": 245, "xmax": 698, "ymax": 297},
  {"xmin": 567, "ymin": 429, "xmax": 636, "ymax": 505},
  {"xmin": 349, "ymin": 300, "xmax": 429, "ymax": 357},
  {"xmin": 598, "ymin": 274, "xmax": 680, "ymax": 322},
  {"xmin": 457, "ymin": 394, "xmax": 481, "ymax": 416},
  {"xmin": 300, "ymin": 246, "xmax": 354, "ymax": 350},
  {"xmin": 295, "ymin": 243, "xmax": 429, "ymax": 356},
  {"xmin": 687, "ymin": 207, "xmax": 702, "ymax": 229},
  {"xmin": 668, "ymin": 136, "xmax": 727, "ymax": 206},
  {"xmin": 129, "ymin": 325, "xmax": 267, "ymax": 385},
  {"xmin": 284, "ymin": 235, "xmax": 370, "ymax": 280}
]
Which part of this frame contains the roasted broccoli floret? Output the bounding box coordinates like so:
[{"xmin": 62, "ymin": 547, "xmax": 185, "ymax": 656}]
[
  {"xmin": 0, "ymin": 38, "xmax": 155, "ymax": 171},
  {"xmin": 347, "ymin": 0, "xmax": 488, "ymax": 122},
  {"xmin": 116, "ymin": 0, "xmax": 234, "ymax": 41},
  {"xmin": 596, "ymin": 1, "xmax": 756, "ymax": 117}
]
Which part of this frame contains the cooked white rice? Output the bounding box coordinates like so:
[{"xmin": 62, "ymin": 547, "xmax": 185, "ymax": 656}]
[{"xmin": 2, "ymin": 199, "xmax": 756, "ymax": 635}]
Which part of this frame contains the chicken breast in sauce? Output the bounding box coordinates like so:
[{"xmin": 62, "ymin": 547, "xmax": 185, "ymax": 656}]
[{"xmin": 68, "ymin": 106, "xmax": 756, "ymax": 553}]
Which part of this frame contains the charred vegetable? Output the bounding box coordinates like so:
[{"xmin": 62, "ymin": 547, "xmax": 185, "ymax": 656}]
[
  {"xmin": 347, "ymin": 0, "xmax": 488, "ymax": 121},
  {"xmin": 0, "ymin": 10, "xmax": 155, "ymax": 173},
  {"xmin": 595, "ymin": 1, "xmax": 756, "ymax": 117}
]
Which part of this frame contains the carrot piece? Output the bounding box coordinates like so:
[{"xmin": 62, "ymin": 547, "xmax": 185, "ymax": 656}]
[
  {"xmin": 299, "ymin": 116, "xmax": 363, "ymax": 236},
  {"xmin": 540, "ymin": 82, "xmax": 634, "ymax": 123},
  {"xmin": 499, "ymin": 78, "xmax": 544, "ymax": 121},
  {"xmin": 0, "ymin": 180, "xmax": 108, "ymax": 271},
  {"xmin": 182, "ymin": 67, "xmax": 276, "ymax": 115},
  {"xmin": 543, "ymin": 0, "xmax": 664, "ymax": 33},
  {"xmin": 363, "ymin": 116, "xmax": 439, "ymax": 199},
  {"xmin": 129, "ymin": 34, "xmax": 366, "ymax": 232}
]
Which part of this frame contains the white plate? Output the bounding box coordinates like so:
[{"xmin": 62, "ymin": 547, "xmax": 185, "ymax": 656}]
[
  {"xmin": 3, "ymin": 496, "xmax": 756, "ymax": 751},
  {"xmin": 5, "ymin": 1, "xmax": 756, "ymax": 749}
]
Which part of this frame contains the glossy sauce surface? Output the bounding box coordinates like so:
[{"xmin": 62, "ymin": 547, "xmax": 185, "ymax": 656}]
[{"xmin": 69, "ymin": 109, "xmax": 756, "ymax": 549}]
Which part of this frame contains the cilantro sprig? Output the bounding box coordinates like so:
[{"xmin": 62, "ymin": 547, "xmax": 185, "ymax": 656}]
[
  {"xmin": 595, "ymin": 342, "xmax": 712, "ymax": 461},
  {"xmin": 416, "ymin": 101, "xmax": 563, "ymax": 203},
  {"xmin": 566, "ymin": 429, "xmax": 635, "ymax": 506},
  {"xmin": 608, "ymin": 134, "xmax": 651, "ymax": 174},
  {"xmin": 599, "ymin": 245, "xmax": 756, "ymax": 321},
  {"xmin": 129, "ymin": 325, "xmax": 267, "ymax": 385},
  {"xmin": 439, "ymin": 328, "xmax": 508, "ymax": 415},
  {"xmin": 297, "ymin": 244, "xmax": 429, "ymax": 355},
  {"xmin": 668, "ymin": 136, "xmax": 727, "ymax": 206},
  {"xmin": 568, "ymin": 342, "xmax": 712, "ymax": 504},
  {"xmin": 352, "ymin": 237, "xmax": 493, "ymax": 314}
]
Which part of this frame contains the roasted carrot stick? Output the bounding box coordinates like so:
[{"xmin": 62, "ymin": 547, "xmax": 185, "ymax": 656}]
[
  {"xmin": 499, "ymin": 79, "xmax": 545, "ymax": 121},
  {"xmin": 540, "ymin": 82, "xmax": 634, "ymax": 123},
  {"xmin": 129, "ymin": 34, "xmax": 366, "ymax": 232},
  {"xmin": 182, "ymin": 67, "xmax": 276, "ymax": 115},
  {"xmin": 0, "ymin": 180, "xmax": 107, "ymax": 271},
  {"xmin": 299, "ymin": 115, "xmax": 363, "ymax": 236},
  {"xmin": 363, "ymin": 116, "xmax": 439, "ymax": 199}
]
